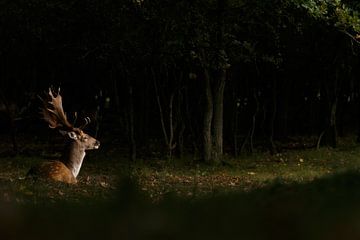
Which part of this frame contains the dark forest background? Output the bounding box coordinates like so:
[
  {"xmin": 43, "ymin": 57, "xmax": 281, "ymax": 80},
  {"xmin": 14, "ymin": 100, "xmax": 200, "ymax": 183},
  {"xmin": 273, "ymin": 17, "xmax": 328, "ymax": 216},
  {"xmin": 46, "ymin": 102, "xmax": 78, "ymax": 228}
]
[{"xmin": 1, "ymin": 0, "xmax": 360, "ymax": 164}]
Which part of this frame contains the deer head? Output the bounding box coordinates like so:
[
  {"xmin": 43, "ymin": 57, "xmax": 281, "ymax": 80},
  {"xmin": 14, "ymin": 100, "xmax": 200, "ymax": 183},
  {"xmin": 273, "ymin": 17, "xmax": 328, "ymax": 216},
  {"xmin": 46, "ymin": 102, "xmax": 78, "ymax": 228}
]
[
  {"xmin": 40, "ymin": 88, "xmax": 100, "ymax": 150},
  {"xmin": 59, "ymin": 130, "xmax": 100, "ymax": 150}
]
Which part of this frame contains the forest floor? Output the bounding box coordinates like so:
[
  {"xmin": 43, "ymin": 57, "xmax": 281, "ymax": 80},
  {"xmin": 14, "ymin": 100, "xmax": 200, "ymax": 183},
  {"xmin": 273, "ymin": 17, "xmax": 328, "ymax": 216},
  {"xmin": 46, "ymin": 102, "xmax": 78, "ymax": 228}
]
[
  {"xmin": 1, "ymin": 135, "xmax": 360, "ymax": 239},
  {"xmin": 0, "ymin": 136, "xmax": 359, "ymax": 203}
]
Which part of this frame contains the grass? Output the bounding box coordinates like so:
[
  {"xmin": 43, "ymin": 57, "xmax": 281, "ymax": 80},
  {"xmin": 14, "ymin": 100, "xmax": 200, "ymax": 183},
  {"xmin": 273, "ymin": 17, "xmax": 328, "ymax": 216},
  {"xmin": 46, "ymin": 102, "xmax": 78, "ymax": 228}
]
[
  {"xmin": 2, "ymin": 136, "xmax": 360, "ymax": 239},
  {"xmin": 133, "ymin": 143, "xmax": 360, "ymax": 200},
  {"xmin": 1, "ymin": 137, "xmax": 360, "ymax": 203}
]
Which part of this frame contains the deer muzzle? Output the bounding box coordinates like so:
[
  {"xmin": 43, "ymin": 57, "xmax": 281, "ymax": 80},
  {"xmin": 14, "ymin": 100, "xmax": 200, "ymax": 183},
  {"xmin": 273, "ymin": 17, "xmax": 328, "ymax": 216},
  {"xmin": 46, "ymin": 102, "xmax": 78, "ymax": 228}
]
[{"xmin": 94, "ymin": 140, "xmax": 100, "ymax": 149}]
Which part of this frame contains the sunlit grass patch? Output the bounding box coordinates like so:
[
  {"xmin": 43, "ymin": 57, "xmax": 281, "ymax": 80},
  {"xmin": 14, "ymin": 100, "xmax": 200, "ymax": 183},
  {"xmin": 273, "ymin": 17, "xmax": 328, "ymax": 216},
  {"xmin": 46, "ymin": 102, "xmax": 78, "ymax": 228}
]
[
  {"xmin": 132, "ymin": 145, "xmax": 360, "ymax": 200},
  {"xmin": 1, "ymin": 141, "xmax": 360, "ymax": 203}
]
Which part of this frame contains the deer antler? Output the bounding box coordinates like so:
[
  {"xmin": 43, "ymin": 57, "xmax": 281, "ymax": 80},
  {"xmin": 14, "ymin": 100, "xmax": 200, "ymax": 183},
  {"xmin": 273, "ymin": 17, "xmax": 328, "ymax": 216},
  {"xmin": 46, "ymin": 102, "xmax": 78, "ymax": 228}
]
[
  {"xmin": 40, "ymin": 88, "xmax": 74, "ymax": 131},
  {"xmin": 78, "ymin": 116, "xmax": 91, "ymax": 129},
  {"xmin": 71, "ymin": 112, "xmax": 91, "ymax": 130}
]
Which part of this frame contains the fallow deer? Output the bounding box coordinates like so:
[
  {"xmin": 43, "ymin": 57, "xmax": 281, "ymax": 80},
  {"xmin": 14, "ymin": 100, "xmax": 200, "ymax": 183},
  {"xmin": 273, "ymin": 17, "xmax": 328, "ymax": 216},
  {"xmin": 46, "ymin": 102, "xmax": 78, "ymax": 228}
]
[{"xmin": 27, "ymin": 88, "xmax": 100, "ymax": 184}]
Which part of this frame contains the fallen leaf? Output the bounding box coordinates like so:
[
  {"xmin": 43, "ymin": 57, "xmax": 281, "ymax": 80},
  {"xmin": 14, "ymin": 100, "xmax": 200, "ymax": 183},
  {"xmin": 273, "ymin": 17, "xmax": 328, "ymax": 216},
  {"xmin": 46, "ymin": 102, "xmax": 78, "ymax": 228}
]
[
  {"xmin": 100, "ymin": 181, "xmax": 108, "ymax": 188},
  {"xmin": 24, "ymin": 191, "xmax": 33, "ymax": 196}
]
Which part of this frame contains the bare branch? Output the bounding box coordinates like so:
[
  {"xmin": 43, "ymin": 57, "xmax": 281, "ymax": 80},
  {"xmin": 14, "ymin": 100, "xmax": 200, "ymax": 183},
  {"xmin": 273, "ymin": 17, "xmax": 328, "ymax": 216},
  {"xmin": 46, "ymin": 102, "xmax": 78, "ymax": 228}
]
[{"xmin": 340, "ymin": 30, "xmax": 360, "ymax": 45}]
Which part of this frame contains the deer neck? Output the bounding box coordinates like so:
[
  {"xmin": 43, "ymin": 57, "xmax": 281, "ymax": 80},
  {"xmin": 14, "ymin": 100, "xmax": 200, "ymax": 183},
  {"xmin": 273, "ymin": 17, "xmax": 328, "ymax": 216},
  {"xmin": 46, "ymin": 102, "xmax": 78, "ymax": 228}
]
[{"xmin": 61, "ymin": 141, "xmax": 86, "ymax": 178}]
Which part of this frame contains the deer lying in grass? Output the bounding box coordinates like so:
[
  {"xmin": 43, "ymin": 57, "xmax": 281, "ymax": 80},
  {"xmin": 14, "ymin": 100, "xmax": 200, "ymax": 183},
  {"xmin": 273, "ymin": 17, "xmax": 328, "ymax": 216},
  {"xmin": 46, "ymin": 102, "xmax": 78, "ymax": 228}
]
[{"xmin": 27, "ymin": 88, "xmax": 100, "ymax": 184}]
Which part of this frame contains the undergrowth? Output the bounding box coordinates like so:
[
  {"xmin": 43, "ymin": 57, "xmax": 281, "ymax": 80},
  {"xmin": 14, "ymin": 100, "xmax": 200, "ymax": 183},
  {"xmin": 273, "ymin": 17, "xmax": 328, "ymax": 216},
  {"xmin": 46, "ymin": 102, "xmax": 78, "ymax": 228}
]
[{"xmin": 1, "ymin": 138, "xmax": 360, "ymax": 239}]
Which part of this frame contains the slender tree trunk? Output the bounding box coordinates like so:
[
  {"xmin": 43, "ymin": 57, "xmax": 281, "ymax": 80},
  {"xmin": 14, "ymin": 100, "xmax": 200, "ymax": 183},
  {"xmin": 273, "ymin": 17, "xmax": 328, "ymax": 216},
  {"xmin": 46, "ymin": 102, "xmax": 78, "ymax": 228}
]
[
  {"xmin": 241, "ymin": 89, "xmax": 259, "ymax": 154},
  {"xmin": 152, "ymin": 68, "xmax": 169, "ymax": 145},
  {"xmin": 329, "ymin": 67, "xmax": 339, "ymax": 147},
  {"xmin": 328, "ymin": 97, "xmax": 338, "ymax": 147},
  {"xmin": 178, "ymin": 123, "xmax": 185, "ymax": 158},
  {"xmin": 111, "ymin": 67, "xmax": 121, "ymax": 112},
  {"xmin": 203, "ymin": 68, "xmax": 213, "ymax": 163},
  {"xmin": 152, "ymin": 67, "xmax": 177, "ymax": 159},
  {"xmin": 317, "ymin": 97, "xmax": 337, "ymax": 148},
  {"xmin": 250, "ymin": 89, "xmax": 259, "ymax": 153},
  {"xmin": 232, "ymin": 90, "xmax": 239, "ymax": 157},
  {"xmin": 318, "ymin": 66, "xmax": 338, "ymax": 148},
  {"xmin": 168, "ymin": 93, "xmax": 176, "ymax": 159},
  {"xmin": 269, "ymin": 79, "xmax": 277, "ymax": 154},
  {"xmin": 212, "ymin": 70, "xmax": 226, "ymax": 163},
  {"xmin": 9, "ymin": 110, "xmax": 18, "ymax": 154},
  {"xmin": 185, "ymin": 87, "xmax": 199, "ymax": 160},
  {"xmin": 127, "ymin": 80, "xmax": 136, "ymax": 162},
  {"xmin": 176, "ymin": 86, "xmax": 185, "ymax": 159},
  {"xmin": 240, "ymin": 129, "xmax": 251, "ymax": 154}
]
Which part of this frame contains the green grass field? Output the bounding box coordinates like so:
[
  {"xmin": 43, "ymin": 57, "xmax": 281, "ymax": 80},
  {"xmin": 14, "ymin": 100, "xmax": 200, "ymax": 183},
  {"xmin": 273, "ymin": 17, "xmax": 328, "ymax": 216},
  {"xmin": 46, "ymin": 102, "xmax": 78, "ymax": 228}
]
[{"xmin": 1, "ymin": 136, "xmax": 360, "ymax": 239}]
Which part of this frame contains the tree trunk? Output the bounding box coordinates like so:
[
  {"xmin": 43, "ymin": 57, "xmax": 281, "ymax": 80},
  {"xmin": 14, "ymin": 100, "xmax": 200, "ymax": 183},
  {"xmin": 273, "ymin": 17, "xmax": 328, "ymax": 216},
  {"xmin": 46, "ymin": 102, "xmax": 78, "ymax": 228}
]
[
  {"xmin": 232, "ymin": 90, "xmax": 239, "ymax": 157},
  {"xmin": 176, "ymin": 86, "xmax": 185, "ymax": 159},
  {"xmin": 203, "ymin": 68, "xmax": 213, "ymax": 163},
  {"xmin": 152, "ymin": 68, "xmax": 169, "ymax": 145},
  {"xmin": 328, "ymin": 97, "xmax": 338, "ymax": 147},
  {"xmin": 168, "ymin": 93, "xmax": 176, "ymax": 159},
  {"xmin": 9, "ymin": 112, "xmax": 18, "ymax": 154},
  {"xmin": 111, "ymin": 66, "xmax": 121, "ymax": 112},
  {"xmin": 127, "ymin": 80, "xmax": 136, "ymax": 162},
  {"xmin": 269, "ymin": 78, "xmax": 277, "ymax": 154},
  {"xmin": 317, "ymin": 97, "xmax": 337, "ymax": 148},
  {"xmin": 212, "ymin": 70, "xmax": 226, "ymax": 163},
  {"xmin": 185, "ymin": 87, "xmax": 199, "ymax": 160},
  {"xmin": 318, "ymin": 64, "xmax": 338, "ymax": 148},
  {"xmin": 152, "ymin": 67, "xmax": 177, "ymax": 159},
  {"xmin": 250, "ymin": 89, "xmax": 259, "ymax": 153},
  {"xmin": 200, "ymin": 0, "xmax": 228, "ymax": 164}
]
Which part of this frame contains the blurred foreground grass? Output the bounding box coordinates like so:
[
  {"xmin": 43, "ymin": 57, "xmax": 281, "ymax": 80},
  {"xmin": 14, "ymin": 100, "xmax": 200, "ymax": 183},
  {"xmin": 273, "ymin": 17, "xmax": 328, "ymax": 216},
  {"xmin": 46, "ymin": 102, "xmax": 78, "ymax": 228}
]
[{"xmin": 1, "ymin": 137, "xmax": 360, "ymax": 239}]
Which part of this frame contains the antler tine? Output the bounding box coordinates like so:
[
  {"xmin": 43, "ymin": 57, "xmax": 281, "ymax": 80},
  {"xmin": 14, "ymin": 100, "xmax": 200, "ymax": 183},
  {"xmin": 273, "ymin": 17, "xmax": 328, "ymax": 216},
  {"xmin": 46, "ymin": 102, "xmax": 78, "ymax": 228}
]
[
  {"xmin": 79, "ymin": 117, "xmax": 91, "ymax": 129},
  {"xmin": 41, "ymin": 88, "xmax": 73, "ymax": 131}
]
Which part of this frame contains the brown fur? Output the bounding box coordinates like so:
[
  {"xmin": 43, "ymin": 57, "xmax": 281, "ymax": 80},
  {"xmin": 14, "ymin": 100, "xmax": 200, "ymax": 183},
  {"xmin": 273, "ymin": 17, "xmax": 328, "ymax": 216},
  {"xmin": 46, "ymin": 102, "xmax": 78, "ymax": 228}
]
[{"xmin": 27, "ymin": 161, "xmax": 77, "ymax": 184}]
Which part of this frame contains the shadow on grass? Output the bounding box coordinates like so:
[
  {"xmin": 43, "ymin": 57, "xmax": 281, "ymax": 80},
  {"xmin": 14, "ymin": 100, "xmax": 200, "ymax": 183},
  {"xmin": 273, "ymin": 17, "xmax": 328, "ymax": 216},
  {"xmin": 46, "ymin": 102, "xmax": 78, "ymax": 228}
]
[{"xmin": 1, "ymin": 171, "xmax": 360, "ymax": 240}]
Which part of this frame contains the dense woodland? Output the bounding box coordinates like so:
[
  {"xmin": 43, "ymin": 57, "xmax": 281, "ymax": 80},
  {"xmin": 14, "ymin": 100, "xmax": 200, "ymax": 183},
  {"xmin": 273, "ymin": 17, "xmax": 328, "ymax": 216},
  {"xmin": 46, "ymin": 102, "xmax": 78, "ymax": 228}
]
[{"xmin": 1, "ymin": 0, "xmax": 360, "ymax": 164}]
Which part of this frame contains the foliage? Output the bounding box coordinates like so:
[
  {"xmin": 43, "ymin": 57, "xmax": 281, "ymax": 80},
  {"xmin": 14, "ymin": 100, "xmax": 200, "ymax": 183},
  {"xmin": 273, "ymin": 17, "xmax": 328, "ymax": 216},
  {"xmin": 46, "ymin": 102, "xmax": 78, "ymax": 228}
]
[
  {"xmin": 2, "ymin": 0, "xmax": 360, "ymax": 160},
  {"xmin": 297, "ymin": 0, "xmax": 360, "ymax": 33}
]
